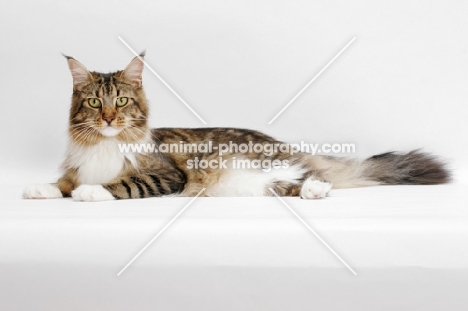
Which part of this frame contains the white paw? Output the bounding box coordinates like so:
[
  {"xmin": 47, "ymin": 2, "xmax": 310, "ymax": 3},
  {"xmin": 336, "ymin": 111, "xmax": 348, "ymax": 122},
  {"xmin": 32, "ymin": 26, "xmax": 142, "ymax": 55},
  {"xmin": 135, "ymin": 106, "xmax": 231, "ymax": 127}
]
[
  {"xmin": 72, "ymin": 185, "xmax": 115, "ymax": 202},
  {"xmin": 300, "ymin": 178, "xmax": 332, "ymax": 199},
  {"xmin": 23, "ymin": 184, "xmax": 63, "ymax": 199}
]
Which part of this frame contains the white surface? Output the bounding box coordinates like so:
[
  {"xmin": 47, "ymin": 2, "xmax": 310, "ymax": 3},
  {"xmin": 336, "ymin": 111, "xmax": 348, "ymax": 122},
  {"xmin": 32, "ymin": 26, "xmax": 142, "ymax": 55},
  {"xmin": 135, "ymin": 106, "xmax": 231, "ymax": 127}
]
[
  {"xmin": 2, "ymin": 171, "xmax": 468, "ymax": 310},
  {"xmin": 1, "ymin": 0, "xmax": 467, "ymax": 309}
]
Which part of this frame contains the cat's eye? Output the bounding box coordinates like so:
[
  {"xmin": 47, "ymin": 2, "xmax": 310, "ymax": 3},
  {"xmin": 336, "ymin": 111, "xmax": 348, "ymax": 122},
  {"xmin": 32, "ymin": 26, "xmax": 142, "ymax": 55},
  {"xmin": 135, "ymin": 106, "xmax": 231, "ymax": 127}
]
[
  {"xmin": 116, "ymin": 97, "xmax": 129, "ymax": 107},
  {"xmin": 88, "ymin": 98, "xmax": 102, "ymax": 108}
]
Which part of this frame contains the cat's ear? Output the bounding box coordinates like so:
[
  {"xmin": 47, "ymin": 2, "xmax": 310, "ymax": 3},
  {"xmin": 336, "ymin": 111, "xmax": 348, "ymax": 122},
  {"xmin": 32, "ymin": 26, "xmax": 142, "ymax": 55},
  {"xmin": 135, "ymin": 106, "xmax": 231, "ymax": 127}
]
[
  {"xmin": 64, "ymin": 55, "xmax": 91, "ymax": 88},
  {"xmin": 122, "ymin": 53, "xmax": 145, "ymax": 88}
]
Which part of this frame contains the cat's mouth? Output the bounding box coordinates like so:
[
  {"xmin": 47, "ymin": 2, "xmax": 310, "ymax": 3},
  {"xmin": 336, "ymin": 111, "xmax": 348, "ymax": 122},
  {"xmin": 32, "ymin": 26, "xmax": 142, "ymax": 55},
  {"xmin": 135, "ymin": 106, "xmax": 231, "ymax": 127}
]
[{"xmin": 100, "ymin": 125, "xmax": 122, "ymax": 137}]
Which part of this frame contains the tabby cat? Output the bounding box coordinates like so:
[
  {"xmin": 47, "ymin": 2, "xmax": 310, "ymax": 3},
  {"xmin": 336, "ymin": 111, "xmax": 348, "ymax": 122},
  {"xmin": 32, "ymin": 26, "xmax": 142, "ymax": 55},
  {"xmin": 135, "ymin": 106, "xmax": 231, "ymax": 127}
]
[{"xmin": 23, "ymin": 54, "xmax": 450, "ymax": 201}]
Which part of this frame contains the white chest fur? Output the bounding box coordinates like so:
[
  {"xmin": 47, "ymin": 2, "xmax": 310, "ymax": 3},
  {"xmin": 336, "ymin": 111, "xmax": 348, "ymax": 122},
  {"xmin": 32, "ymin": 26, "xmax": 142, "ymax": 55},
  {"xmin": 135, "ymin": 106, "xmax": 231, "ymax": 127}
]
[{"xmin": 65, "ymin": 139, "xmax": 137, "ymax": 185}]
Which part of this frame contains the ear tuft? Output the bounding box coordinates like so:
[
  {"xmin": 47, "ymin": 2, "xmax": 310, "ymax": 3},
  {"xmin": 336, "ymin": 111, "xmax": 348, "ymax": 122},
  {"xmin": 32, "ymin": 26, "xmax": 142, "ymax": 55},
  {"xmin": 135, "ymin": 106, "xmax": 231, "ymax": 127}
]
[
  {"xmin": 61, "ymin": 53, "xmax": 73, "ymax": 60},
  {"xmin": 66, "ymin": 57, "xmax": 91, "ymax": 88},
  {"xmin": 122, "ymin": 55, "xmax": 145, "ymax": 87}
]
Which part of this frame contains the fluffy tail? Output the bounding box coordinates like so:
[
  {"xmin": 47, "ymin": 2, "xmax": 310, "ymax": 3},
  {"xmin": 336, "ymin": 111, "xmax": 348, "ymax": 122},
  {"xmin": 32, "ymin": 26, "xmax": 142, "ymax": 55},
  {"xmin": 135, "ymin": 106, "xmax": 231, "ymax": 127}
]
[{"xmin": 317, "ymin": 150, "xmax": 451, "ymax": 188}]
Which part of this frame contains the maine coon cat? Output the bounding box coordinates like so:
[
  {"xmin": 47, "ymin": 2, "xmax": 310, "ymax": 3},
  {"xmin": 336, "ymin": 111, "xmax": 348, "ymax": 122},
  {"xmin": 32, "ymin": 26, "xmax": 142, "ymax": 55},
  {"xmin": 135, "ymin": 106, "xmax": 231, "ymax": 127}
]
[{"xmin": 23, "ymin": 55, "xmax": 450, "ymax": 202}]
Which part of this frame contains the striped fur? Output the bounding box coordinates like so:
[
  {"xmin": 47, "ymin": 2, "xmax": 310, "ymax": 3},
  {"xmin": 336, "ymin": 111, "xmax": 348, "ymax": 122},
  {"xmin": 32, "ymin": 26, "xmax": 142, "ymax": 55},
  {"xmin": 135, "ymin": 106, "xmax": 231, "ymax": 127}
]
[{"xmin": 23, "ymin": 55, "xmax": 451, "ymax": 201}]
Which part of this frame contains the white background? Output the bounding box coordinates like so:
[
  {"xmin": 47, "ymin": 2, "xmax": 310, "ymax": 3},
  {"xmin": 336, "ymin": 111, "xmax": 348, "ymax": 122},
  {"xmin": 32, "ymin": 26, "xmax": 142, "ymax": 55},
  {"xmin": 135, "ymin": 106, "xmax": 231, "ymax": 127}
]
[
  {"xmin": 1, "ymin": 0, "xmax": 467, "ymax": 180},
  {"xmin": 1, "ymin": 2, "xmax": 468, "ymax": 310}
]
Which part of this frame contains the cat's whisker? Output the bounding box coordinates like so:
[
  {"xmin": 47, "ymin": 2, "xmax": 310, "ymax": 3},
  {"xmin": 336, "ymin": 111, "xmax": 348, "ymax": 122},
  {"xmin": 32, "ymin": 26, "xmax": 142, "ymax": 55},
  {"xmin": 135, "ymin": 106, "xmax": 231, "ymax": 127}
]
[
  {"xmin": 73, "ymin": 127, "xmax": 96, "ymax": 143},
  {"xmin": 123, "ymin": 128, "xmax": 142, "ymax": 142},
  {"xmin": 128, "ymin": 125, "xmax": 148, "ymax": 134},
  {"xmin": 71, "ymin": 122, "xmax": 94, "ymax": 128},
  {"xmin": 123, "ymin": 129, "xmax": 138, "ymax": 144},
  {"xmin": 128, "ymin": 126, "xmax": 153, "ymax": 142},
  {"xmin": 70, "ymin": 126, "xmax": 90, "ymax": 137},
  {"xmin": 82, "ymin": 129, "xmax": 99, "ymax": 145},
  {"xmin": 73, "ymin": 130, "xmax": 92, "ymax": 144},
  {"xmin": 135, "ymin": 127, "xmax": 162, "ymax": 145},
  {"xmin": 126, "ymin": 117, "xmax": 147, "ymax": 120},
  {"xmin": 121, "ymin": 128, "xmax": 164, "ymax": 161}
]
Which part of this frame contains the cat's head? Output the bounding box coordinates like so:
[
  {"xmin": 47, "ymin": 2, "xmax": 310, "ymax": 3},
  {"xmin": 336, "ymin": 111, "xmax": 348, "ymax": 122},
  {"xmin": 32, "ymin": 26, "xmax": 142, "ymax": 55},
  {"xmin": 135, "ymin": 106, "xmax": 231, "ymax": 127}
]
[{"xmin": 66, "ymin": 54, "xmax": 149, "ymax": 145}]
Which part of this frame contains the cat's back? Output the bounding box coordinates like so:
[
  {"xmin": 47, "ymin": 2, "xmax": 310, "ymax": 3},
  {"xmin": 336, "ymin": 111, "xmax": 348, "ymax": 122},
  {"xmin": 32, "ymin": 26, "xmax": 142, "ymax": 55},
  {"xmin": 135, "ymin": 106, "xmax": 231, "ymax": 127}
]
[{"xmin": 151, "ymin": 127, "xmax": 280, "ymax": 145}]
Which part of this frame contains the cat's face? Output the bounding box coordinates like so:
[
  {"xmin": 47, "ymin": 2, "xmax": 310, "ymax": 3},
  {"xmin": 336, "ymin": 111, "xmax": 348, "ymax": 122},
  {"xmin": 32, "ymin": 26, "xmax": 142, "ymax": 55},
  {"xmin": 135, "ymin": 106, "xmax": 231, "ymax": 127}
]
[{"xmin": 66, "ymin": 55, "xmax": 149, "ymax": 145}]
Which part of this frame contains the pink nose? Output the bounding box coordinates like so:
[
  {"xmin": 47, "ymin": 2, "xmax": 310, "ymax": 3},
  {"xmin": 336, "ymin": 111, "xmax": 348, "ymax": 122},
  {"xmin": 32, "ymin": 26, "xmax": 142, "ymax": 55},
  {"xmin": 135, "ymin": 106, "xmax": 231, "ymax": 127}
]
[{"xmin": 103, "ymin": 116, "xmax": 115, "ymax": 124}]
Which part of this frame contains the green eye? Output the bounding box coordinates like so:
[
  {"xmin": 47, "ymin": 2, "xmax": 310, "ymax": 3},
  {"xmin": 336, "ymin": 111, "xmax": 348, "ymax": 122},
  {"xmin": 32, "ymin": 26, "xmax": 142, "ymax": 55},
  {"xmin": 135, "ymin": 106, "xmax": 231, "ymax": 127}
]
[
  {"xmin": 116, "ymin": 97, "xmax": 129, "ymax": 107},
  {"xmin": 88, "ymin": 98, "xmax": 102, "ymax": 108}
]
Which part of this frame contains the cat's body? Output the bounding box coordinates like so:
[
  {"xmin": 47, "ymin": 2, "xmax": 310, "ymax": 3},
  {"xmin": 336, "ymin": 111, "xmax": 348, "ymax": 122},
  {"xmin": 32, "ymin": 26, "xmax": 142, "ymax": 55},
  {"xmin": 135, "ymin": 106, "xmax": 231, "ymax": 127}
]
[{"xmin": 23, "ymin": 55, "xmax": 450, "ymax": 202}]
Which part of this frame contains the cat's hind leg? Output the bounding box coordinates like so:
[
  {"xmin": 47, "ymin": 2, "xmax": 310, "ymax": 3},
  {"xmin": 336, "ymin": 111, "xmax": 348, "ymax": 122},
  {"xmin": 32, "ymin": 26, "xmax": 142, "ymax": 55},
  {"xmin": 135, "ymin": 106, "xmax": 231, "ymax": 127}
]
[{"xmin": 299, "ymin": 176, "xmax": 332, "ymax": 199}]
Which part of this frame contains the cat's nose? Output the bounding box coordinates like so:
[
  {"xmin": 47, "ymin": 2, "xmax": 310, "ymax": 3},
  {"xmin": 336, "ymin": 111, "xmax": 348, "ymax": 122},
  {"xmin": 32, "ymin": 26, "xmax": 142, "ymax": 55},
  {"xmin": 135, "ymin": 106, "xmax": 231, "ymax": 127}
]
[{"xmin": 103, "ymin": 116, "xmax": 115, "ymax": 125}]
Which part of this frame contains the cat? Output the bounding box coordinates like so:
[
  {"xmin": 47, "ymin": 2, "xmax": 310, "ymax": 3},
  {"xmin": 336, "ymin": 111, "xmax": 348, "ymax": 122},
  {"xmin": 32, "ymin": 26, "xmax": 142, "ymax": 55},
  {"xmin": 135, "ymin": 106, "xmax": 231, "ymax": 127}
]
[{"xmin": 23, "ymin": 54, "xmax": 450, "ymax": 202}]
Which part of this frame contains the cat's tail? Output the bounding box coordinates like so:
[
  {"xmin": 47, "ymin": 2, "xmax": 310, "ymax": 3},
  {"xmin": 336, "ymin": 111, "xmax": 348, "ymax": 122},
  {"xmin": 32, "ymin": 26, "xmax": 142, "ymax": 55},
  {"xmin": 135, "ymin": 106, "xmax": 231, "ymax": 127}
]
[{"xmin": 314, "ymin": 150, "xmax": 451, "ymax": 188}]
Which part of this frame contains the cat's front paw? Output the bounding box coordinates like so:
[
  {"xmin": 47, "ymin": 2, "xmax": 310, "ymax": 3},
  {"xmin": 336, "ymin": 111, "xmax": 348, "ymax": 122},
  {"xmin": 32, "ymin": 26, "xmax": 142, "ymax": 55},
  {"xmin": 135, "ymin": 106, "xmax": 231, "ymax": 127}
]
[
  {"xmin": 23, "ymin": 184, "xmax": 63, "ymax": 199},
  {"xmin": 72, "ymin": 185, "xmax": 115, "ymax": 202},
  {"xmin": 300, "ymin": 178, "xmax": 332, "ymax": 199}
]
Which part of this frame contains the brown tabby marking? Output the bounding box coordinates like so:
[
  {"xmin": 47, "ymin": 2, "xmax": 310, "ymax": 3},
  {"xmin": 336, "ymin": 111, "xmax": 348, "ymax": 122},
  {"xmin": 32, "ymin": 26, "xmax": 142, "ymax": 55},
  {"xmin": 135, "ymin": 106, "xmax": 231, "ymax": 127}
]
[{"xmin": 25, "ymin": 55, "xmax": 450, "ymax": 201}]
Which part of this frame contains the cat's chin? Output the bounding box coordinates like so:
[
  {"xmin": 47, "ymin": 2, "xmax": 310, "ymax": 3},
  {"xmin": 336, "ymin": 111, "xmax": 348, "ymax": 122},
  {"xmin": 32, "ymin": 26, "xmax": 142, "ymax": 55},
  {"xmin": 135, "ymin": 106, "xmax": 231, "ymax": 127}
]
[{"xmin": 100, "ymin": 127, "xmax": 122, "ymax": 137}]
